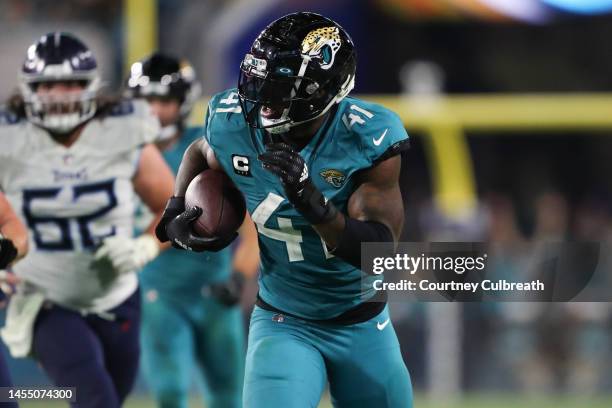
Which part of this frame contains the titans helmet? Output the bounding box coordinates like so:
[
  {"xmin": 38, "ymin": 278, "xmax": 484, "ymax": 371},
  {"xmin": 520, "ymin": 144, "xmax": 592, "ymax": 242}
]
[
  {"xmin": 125, "ymin": 52, "xmax": 201, "ymax": 122},
  {"xmin": 19, "ymin": 32, "xmax": 100, "ymax": 133},
  {"xmin": 238, "ymin": 12, "xmax": 356, "ymax": 134}
]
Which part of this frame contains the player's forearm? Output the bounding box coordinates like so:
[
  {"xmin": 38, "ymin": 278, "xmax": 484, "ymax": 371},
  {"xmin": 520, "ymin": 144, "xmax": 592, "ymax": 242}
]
[
  {"xmin": 143, "ymin": 211, "xmax": 171, "ymax": 250},
  {"xmin": 315, "ymin": 157, "xmax": 404, "ymax": 268},
  {"xmin": 0, "ymin": 217, "xmax": 28, "ymax": 260},
  {"xmin": 314, "ymin": 212, "xmax": 397, "ymax": 271},
  {"xmin": 312, "ymin": 212, "xmax": 346, "ymax": 249},
  {"xmin": 174, "ymin": 139, "xmax": 209, "ymax": 196}
]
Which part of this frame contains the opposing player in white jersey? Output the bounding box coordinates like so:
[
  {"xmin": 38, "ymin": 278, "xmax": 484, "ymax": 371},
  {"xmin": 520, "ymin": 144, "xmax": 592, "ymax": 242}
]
[
  {"xmin": 0, "ymin": 32, "xmax": 174, "ymax": 408},
  {"xmin": 0, "ymin": 192, "xmax": 28, "ymax": 272},
  {"xmin": 0, "ymin": 192, "xmax": 28, "ymax": 408}
]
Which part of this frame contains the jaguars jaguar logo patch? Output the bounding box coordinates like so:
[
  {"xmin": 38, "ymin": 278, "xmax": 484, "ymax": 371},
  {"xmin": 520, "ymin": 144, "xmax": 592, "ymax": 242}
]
[
  {"xmin": 320, "ymin": 169, "xmax": 346, "ymax": 188},
  {"xmin": 301, "ymin": 26, "xmax": 341, "ymax": 70}
]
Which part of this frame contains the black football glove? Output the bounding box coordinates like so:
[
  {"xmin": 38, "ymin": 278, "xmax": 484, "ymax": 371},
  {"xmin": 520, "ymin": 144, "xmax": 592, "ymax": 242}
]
[
  {"xmin": 210, "ymin": 271, "xmax": 246, "ymax": 306},
  {"xmin": 155, "ymin": 196, "xmax": 186, "ymax": 243},
  {"xmin": 0, "ymin": 238, "xmax": 17, "ymax": 270},
  {"xmin": 166, "ymin": 206, "xmax": 237, "ymax": 252},
  {"xmin": 259, "ymin": 143, "xmax": 337, "ymax": 225}
]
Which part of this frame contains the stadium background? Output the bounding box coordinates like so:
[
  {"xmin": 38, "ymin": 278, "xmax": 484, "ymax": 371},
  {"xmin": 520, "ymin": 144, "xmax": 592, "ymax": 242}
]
[{"xmin": 1, "ymin": 0, "xmax": 612, "ymax": 406}]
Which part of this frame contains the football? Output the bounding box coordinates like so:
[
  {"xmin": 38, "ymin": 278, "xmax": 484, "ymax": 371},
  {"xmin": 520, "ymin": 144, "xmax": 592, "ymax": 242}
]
[{"xmin": 184, "ymin": 169, "xmax": 246, "ymax": 238}]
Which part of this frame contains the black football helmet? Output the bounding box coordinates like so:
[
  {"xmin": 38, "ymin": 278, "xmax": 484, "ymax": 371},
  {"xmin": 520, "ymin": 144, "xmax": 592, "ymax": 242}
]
[
  {"xmin": 125, "ymin": 52, "xmax": 201, "ymax": 123},
  {"xmin": 238, "ymin": 12, "xmax": 356, "ymax": 134},
  {"xmin": 19, "ymin": 32, "xmax": 100, "ymax": 133}
]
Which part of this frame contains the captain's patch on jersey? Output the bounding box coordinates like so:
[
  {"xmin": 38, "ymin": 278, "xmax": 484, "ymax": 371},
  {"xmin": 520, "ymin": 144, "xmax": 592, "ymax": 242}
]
[
  {"xmin": 232, "ymin": 154, "xmax": 251, "ymax": 177},
  {"xmin": 319, "ymin": 169, "xmax": 346, "ymax": 188}
]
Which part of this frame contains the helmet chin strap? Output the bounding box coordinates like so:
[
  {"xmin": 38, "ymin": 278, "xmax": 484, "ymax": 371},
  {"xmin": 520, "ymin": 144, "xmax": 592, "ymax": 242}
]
[{"xmin": 260, "ymin": 107, "xmax": 292, "ymax": 134}]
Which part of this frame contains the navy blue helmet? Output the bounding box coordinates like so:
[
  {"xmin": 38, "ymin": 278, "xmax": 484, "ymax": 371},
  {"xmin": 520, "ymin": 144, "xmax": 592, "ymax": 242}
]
[
  {"xmin": 238, "ymin": 12, "xmax": 356, "ymax": 134},
  {"xmin": 19, "ymin": 32, "xmax": 100, "ymax": 133}
]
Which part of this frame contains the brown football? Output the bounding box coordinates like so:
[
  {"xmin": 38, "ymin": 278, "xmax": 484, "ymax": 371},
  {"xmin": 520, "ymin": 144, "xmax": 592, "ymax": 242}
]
[{"xmin": 184, "ymin": 169, "xmax": 246, "ymax": 238}]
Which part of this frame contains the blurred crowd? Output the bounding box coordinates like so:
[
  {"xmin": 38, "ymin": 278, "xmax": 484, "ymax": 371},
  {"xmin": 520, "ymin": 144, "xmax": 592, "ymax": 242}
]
[{"xmin": 390, "ymin": 184, "xmax": 612, "ymax": 395}]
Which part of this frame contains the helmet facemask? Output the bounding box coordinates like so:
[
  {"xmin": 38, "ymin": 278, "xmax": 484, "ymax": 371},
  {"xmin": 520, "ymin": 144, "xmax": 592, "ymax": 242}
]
[{"xmin": 20, "ymin": 73, "xmax": 100, "ymax": 134}]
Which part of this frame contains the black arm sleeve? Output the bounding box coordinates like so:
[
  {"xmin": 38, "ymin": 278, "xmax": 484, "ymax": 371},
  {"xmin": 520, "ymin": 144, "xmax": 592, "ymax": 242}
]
[{"xmin": 330, "ymin": 215, "xmax": 394, "ymax": 272}]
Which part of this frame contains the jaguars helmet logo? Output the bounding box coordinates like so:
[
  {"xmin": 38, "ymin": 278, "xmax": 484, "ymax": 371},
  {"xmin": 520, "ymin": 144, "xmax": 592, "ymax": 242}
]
[
  {"xmin": 320, "ymin": 169, "xmax": 346, "ymax": 188},
  {"xmin": 301, "ymin": 26, "xmax": 341, "ymax": 70}
]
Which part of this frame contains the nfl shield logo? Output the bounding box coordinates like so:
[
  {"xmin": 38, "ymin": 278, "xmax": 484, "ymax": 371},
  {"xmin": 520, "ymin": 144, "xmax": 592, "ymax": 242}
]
[{"xmin": 272, "ymin": 314, "xmax": 285, "ymax": 323}]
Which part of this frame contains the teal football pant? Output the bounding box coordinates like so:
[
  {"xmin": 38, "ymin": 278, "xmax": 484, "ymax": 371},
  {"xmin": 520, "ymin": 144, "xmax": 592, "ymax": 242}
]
[
  {"xmin": 140, "ymin": 291, "xmax": 245, "ymax": 408},
  {"xmin": 244, "ymin": 305, "xmax": 413, "ymax": 408}
]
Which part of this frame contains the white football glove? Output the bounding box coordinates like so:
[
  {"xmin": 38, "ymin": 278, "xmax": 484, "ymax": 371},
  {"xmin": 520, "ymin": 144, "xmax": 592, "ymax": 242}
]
[
  {"xmin": 94, "ymin": 235, "xmax": 160, "ymax": 275},
  {"xmin": 0, "ymin": 270, "xmax": 19, "ymax": 297}
]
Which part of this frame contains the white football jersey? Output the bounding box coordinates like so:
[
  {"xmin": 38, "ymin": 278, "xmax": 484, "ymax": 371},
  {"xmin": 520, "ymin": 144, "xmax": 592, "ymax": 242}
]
[{"xmin": 0, "ymin": 100, "xmax": 159, "ymax": 313}]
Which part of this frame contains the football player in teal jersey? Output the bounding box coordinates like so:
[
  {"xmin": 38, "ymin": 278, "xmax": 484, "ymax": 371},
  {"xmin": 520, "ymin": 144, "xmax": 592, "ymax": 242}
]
[
  {"xmin": 156, "ymin": 13, "xmax": 413, "ymax": 408},
  {"xmin": 126, "ymin": 53, "xmax": 259, "ymax": 408}
]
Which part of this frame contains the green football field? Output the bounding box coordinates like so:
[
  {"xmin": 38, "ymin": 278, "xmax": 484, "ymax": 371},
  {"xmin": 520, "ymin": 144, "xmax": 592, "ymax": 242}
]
[{"xmin": 16, "ymin": 394, "xmax": 612, "ymax": 408}]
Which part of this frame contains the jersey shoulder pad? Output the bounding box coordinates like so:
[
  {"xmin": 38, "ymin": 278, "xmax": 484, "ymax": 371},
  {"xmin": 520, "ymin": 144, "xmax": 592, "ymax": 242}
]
[
  {"xmin": 0, "ymin": 108, "xmax": 22, "ymax": 126},
  {"xmin": 0, "ymin": 116, "xmax": 30, "ymax": 161},
  {"xmin": 97, "ymin": 99, "xmax": 160, "ymax": 148},
  {"xmin": 107, "ymin": 99, "xmax": 135, "ymax": 117},
  {"xmin": 208, "ymin": 88, "xmax": 243, "ymax": 117},
  {"xmin": 338, "ymin": 97, "xmax": 409, "ymax": 166},
  {"xmin": 204, "ymin": 88, "xmax": 246, "ymax": 145},
  {"xmin": 0, "ymin": 109, "xmax": 28, "ymax": 158}
]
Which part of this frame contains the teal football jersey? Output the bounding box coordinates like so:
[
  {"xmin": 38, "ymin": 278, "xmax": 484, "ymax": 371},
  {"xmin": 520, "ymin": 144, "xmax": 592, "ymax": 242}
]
[
  {"xmin": 140, "ymin": 127, "xmax": 231, "ymax": 298},
  {"xmin": 204, "ymin": 89, "xmax": 409, "ymax": 319}
]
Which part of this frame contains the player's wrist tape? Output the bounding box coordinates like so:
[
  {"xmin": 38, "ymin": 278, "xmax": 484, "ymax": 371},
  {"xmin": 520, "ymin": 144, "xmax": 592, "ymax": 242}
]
[
  {"xmin": 293, "ymin": 181, "xmax": 338, "ymax": 225},
  {"xmin": 330, "ymin": 215, "xmax": 394, "ymax": 271}
]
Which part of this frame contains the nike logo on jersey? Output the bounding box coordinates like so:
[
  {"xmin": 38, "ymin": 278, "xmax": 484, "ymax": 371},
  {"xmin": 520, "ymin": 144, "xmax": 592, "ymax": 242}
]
[
  {"xmin": 377, "ymin": 317, "xmax": 390, "ymax": 331},
  {"xmin": 373, "ymin": 129, "xmax": 388, "ymax": 146}
]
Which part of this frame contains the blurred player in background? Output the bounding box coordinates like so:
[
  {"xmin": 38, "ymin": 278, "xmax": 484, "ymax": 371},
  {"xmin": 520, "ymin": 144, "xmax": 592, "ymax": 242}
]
[
  {"xmin": 156, "ymin": 12, "xmax": 412, "ymax": 408},
  {"xmin": 0, "ymin": 32, "xmax": 174, "ymax": 408},
  {"xmin": 125, "ymin": 53, "xmax": 258, "ymax": 408},
  {"xmin": 0, "ymin": 193, "xmax": 28, "ymax": 408}
]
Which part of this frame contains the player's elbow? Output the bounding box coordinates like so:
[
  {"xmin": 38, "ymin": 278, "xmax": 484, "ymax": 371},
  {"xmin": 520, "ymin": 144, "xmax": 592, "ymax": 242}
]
[
  {"xmin": 331, "ymin": 216, "xmax": 396, "ymax": 270},
  {"xmin": 134, "ymin": 144, "xmax": 175, "ymax": 212}
]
